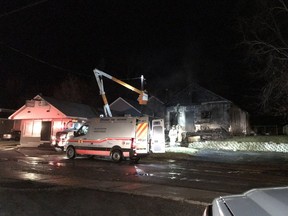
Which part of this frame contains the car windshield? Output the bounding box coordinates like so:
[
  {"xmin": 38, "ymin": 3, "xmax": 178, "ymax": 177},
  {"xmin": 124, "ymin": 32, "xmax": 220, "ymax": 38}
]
[{"xmin": 74, "ymin": 125, "xmax": 89, "ymax": 137}]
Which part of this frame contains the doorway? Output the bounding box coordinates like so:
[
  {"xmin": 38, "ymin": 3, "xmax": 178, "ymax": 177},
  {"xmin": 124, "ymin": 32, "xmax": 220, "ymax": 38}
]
[{"xmin": 41, "ymin": 121, "xmax": 52, "ymax": 142}]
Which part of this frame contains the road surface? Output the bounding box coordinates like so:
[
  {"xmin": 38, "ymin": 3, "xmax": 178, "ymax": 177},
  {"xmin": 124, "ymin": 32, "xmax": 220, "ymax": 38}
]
[{"xmin": 0, "ymin": 142, "xmax": 288, "ymax": 215}]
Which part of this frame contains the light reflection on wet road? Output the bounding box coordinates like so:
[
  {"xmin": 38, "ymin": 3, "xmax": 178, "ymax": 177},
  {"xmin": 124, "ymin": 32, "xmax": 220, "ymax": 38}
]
[{"xmin": 0, "ymin": 147, "xmax": 288, "ymax": 194}]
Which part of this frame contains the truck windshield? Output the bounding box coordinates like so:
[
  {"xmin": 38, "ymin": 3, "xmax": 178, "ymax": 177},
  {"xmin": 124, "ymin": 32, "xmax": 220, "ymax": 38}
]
[{"xmin": 74, "ymin": 125, "xmax": 89, "ymax": 137}]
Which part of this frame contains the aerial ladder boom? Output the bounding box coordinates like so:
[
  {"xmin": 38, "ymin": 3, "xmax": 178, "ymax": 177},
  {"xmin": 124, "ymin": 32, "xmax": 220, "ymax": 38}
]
[{"xmin": 93, "ymin": 68, "xmax": 148, "ymax": 117}]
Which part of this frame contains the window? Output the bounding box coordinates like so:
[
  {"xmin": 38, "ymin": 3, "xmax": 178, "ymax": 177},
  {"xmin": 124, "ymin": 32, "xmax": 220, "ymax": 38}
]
[
  {"xmin": 169, "ymin": 112, "xmax": 178, "ymax": 126},
  {"xmin": 23, "ymin": 120, "xmax": 41, "ymax": 137},
  {"xmin": 74, "ymin": 125, "xmax": 89, "ymax": 137},
  {"xmin": 201, "ymin": 111, "xmax": 211, "ymax": 119}
]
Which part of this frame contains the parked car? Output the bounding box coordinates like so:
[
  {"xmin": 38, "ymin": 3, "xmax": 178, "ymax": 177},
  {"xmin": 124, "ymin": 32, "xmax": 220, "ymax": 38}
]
[
  {"xmin": 2, "ymin": 130, "xmax": 21, "ymax": 141},
  {"xmin": 203, "ymin": 186, "xmax": 288, "ymax": 216}
]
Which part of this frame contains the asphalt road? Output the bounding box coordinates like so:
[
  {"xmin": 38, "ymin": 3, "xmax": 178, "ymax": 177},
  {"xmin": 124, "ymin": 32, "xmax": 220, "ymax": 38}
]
[
  {"xmin": 0, "ymin": 185, "xmax": 204, "ymax": 216},
  {"xmin": 0, "ymin": 141, "xmax": 288, "ymax": 215}
]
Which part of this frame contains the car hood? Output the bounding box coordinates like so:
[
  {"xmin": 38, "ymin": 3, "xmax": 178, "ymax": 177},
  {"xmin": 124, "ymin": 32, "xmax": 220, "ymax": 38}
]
[{"xmin": 213, "ymin": 186, "xmax": 288, "ymax": 216}]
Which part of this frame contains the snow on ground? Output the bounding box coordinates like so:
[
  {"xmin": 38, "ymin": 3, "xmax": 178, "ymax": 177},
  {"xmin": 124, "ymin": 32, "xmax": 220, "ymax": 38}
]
[
  {"xmin": 165, "ymin": 146, "xmax": 198, "ymax": 155},
  {"xmin": 165, "ymin": 140, "xmax": 288, "ymax": 154}
]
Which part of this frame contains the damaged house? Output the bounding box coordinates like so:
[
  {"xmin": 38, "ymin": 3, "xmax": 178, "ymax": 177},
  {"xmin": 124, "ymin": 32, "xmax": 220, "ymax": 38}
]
[{"xmin": 166, "ymin": 83, "xmax": 250, "ymax": 140}]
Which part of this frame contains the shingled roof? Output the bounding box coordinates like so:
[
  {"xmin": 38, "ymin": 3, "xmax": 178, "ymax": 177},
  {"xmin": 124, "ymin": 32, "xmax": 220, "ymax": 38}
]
[
  {"xmin": 167, "ymin": 83, "xmax": 231, "ymax": 106},
  {"xmin": 42, "ymin": 96, "xmax": 98, "ymax": 118}
]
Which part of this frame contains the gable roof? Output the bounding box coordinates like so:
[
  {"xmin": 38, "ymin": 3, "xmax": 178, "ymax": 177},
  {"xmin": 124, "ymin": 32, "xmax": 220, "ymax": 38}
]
[
  {"xmin": 148, "ymin": 95, "xmax": 165, "ymax": 105},
  {"xmin": 167, "ymin": 83, "xmax": 231, "ymax": 106},
  {"xmin": 9, "ymin": 95, "xmax": 98, "ymax": 120},
  {"xmin": 109, "ymin": 96, "xmax": 164, "ymax": 117},
  {"xmin": 110, "ymin": 97, "xmax": 141, "ymax": 116},
  {"xmin": 42, "ymin": 96, "xmax": 98, "ymax": 118}
]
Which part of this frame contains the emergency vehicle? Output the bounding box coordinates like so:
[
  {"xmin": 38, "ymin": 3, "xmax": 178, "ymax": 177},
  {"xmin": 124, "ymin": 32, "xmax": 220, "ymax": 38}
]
[
  {"xmin": 64, "ymin": 116, "xmax": 151, "ymax": 163},
  {"xmin": 91, "ymin": 68, "xmax": 165, "ymax": 154}
]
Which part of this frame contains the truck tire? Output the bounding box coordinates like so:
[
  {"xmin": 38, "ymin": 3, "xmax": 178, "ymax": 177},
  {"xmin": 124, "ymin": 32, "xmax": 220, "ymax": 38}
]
[
  {"xmin": 111, "ymin": 150, "xmax": 122, "ymax": 163},
  {"xmin": 66, "ymin": 146, "xmax": 76, "ymax": 159}
]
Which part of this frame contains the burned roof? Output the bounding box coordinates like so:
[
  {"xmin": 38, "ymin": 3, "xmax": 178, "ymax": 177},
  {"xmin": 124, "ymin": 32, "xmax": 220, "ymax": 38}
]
[{"xmin": 167, "ymin": 83, "xmax": 231, "ymax": 106}]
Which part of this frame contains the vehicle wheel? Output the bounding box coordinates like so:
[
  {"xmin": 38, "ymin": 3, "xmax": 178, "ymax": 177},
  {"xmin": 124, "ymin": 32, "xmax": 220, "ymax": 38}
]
[
  {"xmin": 66, "ymin": 146, "xmax": 76, "ymax": 159},
  {"xmin": 111, "ymin": 150, "xmax": 122, "ymax": 163}
]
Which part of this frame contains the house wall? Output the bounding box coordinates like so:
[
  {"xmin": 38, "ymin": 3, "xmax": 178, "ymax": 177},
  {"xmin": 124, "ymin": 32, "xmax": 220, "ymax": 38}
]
[
  {"xmin": 195, "ymin": 103, "xmax": 231, "ymax": 132},
  {"xmin": 166, "ymin": 102, "xmax": 249, "ymax": 137},
  {"xmin": 13, "ymin": 100, "xmax": 65, "ymax": 119},
  {"xmin": 166, "ymin": 105, "xmax": 197, "ymax": 132},
  {"xmin": 146, "ymin": 98, "xmax": 166, "ymax": 118},
  {"xmin": 20, "ymin": 118, "xmax": 80, "ymax": 147},
  {"xmin": 13, "ymin": 120, "xmax": 21, "ymax": 131},
  {"xmin": 283, "ymin": 125, "xmax": 288, "ymax": 135},
  {"xmin": 229, "ymin": 105, "xmax": 251, "ymax": 135},
  {"xmin": 9, "ymin": 95, "xmax": 95, "ymax": 146}
]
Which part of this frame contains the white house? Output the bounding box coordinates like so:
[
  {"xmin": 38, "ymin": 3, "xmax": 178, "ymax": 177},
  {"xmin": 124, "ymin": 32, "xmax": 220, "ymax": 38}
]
[{"xmin": 9, "ymin": 95, "xmax": 98, "ymax": 147}]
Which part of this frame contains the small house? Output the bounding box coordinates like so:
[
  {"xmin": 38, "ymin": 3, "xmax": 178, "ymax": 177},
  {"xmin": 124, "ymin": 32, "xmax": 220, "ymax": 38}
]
[{"xmin": 9, "ymin": 95, "xmax": 98, "ymax": 147}]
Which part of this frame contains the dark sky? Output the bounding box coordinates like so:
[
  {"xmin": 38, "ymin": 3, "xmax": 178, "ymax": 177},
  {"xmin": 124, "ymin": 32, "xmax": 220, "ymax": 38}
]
[{"xmin": 0, "ymin": 0, "xmax": 250, "ymax": 110}]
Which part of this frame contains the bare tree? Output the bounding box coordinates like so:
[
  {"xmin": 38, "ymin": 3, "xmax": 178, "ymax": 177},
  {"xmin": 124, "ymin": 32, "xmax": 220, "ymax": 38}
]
[{"xmin": 239, "ymin": 0, "xmax": 288, "ymax": 116}]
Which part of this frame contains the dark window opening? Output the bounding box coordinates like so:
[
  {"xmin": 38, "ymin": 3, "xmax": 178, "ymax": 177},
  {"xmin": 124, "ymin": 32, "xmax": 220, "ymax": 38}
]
[{"xmin": 201, "ymin": 111, "xmax": 211, "ymax": 119}]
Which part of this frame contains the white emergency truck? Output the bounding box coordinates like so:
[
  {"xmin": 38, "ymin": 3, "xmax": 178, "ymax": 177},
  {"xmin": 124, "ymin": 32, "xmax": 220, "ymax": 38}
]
[{"xmin": 64, "ymin": 116, "xmax": 151, "ymax": 163}]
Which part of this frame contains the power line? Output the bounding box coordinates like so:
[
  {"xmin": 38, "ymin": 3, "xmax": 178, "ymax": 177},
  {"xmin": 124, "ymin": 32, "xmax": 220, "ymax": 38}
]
[
  {"xmin": 0, "ymin": 41, "xmax": 145, "ymax": 82},
  {"xmin": 0, "ymin": 41, "xmax": 87, "ymax": 77},
  {"xmin": 0, "ymin": 0, "xmax": 49, "ymax": 19}
]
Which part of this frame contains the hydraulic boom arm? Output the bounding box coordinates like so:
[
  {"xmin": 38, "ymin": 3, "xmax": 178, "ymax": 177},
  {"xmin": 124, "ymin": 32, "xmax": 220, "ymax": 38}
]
[{"xmin": 93, "ymin": 68, "xmax": 148, "ymax": 117}]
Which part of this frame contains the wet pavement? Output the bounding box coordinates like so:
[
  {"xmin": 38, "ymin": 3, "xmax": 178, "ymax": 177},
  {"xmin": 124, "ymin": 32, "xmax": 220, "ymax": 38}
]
[
  {"xmin": 1, "ymin": 139, "xmax": 288, "ymax": 215},
  {"xmin": 0, "ymin": 167, "xmax": 227, "ymax": 206},
  {"xmin": 0, "ymin": 184, "xmax": 205, "ymax": 216},
  {"xmin": 0, "ymin": 141, "xmax": 218, "ymax": 215},
  {"xmin": 0, "ymin": 141, "xmax": 230, "ymax": 210},
  {"xmin": 0, "ymin": 141, "xmax": 226, "ymax": 205}
]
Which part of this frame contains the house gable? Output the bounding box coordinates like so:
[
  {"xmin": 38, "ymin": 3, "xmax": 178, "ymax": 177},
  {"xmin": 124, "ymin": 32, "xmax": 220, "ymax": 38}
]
[
  {"xmin": 167, "ymin": 83, "xmax": 230, "ymax": 106},
  {"xmin": 9, "ymin": 95, "xmax": 98, "ymax": 120},
  {"xmin": 110, "ymin": 97, "xmax": 141, "ymax": 116},
  {"xmin": 9, "ymin": 97, "xmax": 66, "ymax": 120},
  {"xmin": 110, "ymin": 96, "xmax": 165, "ymax": 117}
]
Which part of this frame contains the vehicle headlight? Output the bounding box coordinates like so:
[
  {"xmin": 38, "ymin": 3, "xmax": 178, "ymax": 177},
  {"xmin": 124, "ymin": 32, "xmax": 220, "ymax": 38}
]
[
  {"xmin": 60, "ymin": 134, "xmax": 67, "ymax": 139},
  {"xmin": 3, "ymin": 134, "xmax": 12, "ymax": 139}
]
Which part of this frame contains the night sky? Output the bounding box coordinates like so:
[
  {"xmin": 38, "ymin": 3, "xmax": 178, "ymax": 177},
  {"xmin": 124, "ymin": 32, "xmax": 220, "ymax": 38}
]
[{"xmin": 1, "ymin": 1, "xmax": 253, "ymax": 112}]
